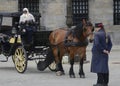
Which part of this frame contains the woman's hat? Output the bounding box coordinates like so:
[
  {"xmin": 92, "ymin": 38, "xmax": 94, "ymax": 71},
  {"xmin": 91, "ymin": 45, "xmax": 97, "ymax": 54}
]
[
  {"xmin": 95, "ymin": 23, "xmax": 103, "ymax": 28},
  {"xmin": 23, "ymin": 8, "xmax": 29, "ymax": 12}
]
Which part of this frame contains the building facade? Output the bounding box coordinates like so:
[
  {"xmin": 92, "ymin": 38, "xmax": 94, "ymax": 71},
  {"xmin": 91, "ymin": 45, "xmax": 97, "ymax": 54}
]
[{"xmin": 0, "ymin": 0, "xmax": 120, "ymax": 44}]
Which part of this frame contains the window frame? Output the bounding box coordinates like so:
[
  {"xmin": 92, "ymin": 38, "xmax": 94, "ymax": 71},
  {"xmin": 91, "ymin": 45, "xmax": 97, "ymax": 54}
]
[
  {"xmin": 72, "ymin": 0, "xmax": 89, "ymax": 25},
  {"xmin": 113, "ymin": 0, "xmax": 120, "ymax": 25},
  {"xmin": 18, "ymin": 0, "xmax": 39, "ymax": 13}
]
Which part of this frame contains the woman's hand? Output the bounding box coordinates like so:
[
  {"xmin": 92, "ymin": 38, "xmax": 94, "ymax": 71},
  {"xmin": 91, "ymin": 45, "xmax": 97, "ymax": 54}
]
[{"xmin": 103, "ymin": 50, "xmax": 109, "ymax": 54}]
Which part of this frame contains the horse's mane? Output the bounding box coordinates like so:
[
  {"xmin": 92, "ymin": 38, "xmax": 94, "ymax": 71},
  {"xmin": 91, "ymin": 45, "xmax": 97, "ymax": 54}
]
[{"xmin": 73, "ymin": 22, "xmax": 83, "ymax": 40}]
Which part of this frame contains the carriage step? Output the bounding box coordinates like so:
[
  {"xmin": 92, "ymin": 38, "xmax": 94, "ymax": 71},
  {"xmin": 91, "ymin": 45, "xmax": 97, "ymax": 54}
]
[
  {"xmin": 0, "ymin": 58, "xmax": 8, "ymax": 62},
  {"xmin": 28, "ymin": 57, "xmax": 45, "ymax": 61}
]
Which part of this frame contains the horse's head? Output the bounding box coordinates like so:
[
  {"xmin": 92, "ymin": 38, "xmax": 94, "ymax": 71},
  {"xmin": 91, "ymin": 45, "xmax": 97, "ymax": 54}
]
[
  {"xmin": 82, "ymin": 19, "xmax": 94, "ymax": 43},
  {"xmin": 82, "ymin": 19, "xmax": 94, "ymax": 37},
  {"xmin": 73, "ymin": 19, "xmax": 94, "ymax": 41}
]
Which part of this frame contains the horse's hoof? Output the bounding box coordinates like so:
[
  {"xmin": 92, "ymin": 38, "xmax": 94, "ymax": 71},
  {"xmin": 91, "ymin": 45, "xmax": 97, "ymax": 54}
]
[
  {"xmin": 56, "ymin": 71, "xmax": 64, "ymax": 76},
  {"xmin": 70, "ymin": 75, "xmax": 75, "ymax": 78},
  {"xmin": 80, "ymin": 75, "xmax": 85, "ymax": 78}
]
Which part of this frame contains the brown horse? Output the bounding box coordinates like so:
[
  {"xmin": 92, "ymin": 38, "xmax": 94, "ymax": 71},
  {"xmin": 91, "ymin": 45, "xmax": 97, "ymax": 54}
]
[{"xmin": 49, "ymin": 20, "xmax": 94, "ymax": 78}]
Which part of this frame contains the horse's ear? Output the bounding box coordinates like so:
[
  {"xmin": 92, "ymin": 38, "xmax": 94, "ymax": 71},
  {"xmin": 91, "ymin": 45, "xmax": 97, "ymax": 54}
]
[
  {"xmin": 82, "ymin": 19, "xmax": 87, "ymax": 32},
  {"xmin": 82, "ymin": 19, "xmax": 86, "ymax": 26}
]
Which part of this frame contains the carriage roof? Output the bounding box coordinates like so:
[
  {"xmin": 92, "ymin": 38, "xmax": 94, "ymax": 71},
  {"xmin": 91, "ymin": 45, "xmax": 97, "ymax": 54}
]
[{"xmin": 0, "ymin": 12, "xmax": 41, "ymax": 17}]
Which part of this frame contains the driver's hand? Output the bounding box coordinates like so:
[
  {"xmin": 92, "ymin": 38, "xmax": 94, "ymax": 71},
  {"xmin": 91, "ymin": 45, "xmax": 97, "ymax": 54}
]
[{"xmin": 23, "ymin": 29, "xmax": 26, "ymax": 32}]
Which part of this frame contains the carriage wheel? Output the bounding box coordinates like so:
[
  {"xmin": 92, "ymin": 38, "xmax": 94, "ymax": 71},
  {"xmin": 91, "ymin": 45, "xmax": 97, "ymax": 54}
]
[
  {"xmin": 48, "ymin": 61, "xmax": 57, "ymax": 71},
  {"xmin": 12, "ymin": 46, "xmax": 27, "ymax": 73}
]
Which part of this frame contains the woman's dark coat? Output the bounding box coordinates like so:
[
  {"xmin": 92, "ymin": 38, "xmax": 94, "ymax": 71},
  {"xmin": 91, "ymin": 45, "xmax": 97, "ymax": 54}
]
[{"xmin": 91, "ymin": 29, "xmax": 112, "ymax": 73}]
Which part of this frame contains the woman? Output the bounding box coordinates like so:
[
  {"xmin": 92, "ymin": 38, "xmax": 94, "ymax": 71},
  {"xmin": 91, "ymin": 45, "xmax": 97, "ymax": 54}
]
[
  {"xmin": 19, "ymin": 8, "xmax": 35, "ymax": 44},
  {"xmin": 91, "ymin": 23, "xmax": 112, "ymax": 86},
  {"xmin": 19, "ymin": 8, "xmax": 35, "ymax": 24}
]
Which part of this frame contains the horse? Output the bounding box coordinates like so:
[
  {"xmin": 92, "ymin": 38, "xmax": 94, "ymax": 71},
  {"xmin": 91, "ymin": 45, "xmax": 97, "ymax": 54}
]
[{"xmin": 49, "ymin": 20, "xmax": 94, "ymax": 78}]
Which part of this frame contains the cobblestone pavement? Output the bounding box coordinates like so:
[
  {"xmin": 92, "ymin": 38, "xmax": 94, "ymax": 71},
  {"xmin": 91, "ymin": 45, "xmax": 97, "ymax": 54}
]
[{"xmin": 0, "ymin": 45, "xmax": 119, "ymax": 86}]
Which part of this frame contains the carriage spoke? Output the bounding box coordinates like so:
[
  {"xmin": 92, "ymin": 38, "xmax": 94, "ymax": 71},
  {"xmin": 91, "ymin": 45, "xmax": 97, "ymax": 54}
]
[
  {"xmin": 12, "ymin": 46, "xmax": 27, "ymax": 73},
  {"xmin": 14, "ymin": 55, "xmax": 26, "ymax": 72}
]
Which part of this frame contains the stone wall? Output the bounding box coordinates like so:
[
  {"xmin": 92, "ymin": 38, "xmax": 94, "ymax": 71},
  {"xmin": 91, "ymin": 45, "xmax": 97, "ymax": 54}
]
[
  {"xmin": 0, "ymin": 0, "xmax": 18, "ymax": 12},
  {"xmin": 39, "ymin": 0, "xmax": 67, "ymax": 30},
  {"xmin": 89, "ymin": 0, "xmax": 113, "ymax": 26},
  {"xmin": 89, "ymin": 0, "xmax": 120, "ymax": 45},
  {"xmin": 0, "ymin": 0, "xmax": 18, "ymax": 25}
]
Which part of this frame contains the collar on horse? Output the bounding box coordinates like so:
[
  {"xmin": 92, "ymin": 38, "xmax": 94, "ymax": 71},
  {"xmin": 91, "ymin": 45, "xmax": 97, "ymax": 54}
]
[{"xmin": 64, "ymin": 39, "xmax": 88, "ymax": 47}]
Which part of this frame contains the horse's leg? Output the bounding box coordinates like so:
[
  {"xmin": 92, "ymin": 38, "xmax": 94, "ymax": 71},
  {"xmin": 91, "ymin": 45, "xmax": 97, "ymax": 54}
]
[
  {"xmin": 79, "ymin": 57, "xmax": 85, "ymax": 78},
  {"xmin": 56, "ymin": 59, "xmax": 65, "ymax": 76},
  {"xmin": 53, "ymin": 47, "xmax": 64, "ymax": 76},
  {"xmin": 69, "ymin": 54, "xmax": 75, "ymax": 78},
  {"xmin": 59, "ymin": 54, "xmax": 65, "ymax": 74}
]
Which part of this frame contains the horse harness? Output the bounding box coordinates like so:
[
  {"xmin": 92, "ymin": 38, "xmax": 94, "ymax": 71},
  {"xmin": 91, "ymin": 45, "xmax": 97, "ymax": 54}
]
[{"xmin": 64, "ymin": 28, "xmax": 88, "ymax": 47}]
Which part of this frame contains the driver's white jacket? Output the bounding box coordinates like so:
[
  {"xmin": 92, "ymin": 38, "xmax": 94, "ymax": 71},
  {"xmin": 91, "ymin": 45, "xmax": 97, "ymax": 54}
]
[{"xmin": 19, "ymin": 8, "xmax": 35, "ymax": 23}]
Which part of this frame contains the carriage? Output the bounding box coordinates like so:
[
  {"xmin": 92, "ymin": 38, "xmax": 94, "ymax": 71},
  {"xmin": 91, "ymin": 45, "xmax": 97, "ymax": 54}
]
[{"xmin": 0, "ymin": 12, "xmax": 56, "ymax": 73}]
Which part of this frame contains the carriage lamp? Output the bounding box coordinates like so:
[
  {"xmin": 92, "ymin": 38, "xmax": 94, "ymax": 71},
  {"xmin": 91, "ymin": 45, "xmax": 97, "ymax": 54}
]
[{"xmin": 12, "ymin": 27, "xmax": 17, "ymax": 34}]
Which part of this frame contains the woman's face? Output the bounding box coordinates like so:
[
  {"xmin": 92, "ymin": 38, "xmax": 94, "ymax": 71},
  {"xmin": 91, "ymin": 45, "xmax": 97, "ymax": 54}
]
[
  {"xmin": 23, "ymin": 11, "xmax": 27, "ymax": 14},
  {"xmin": 95, "ymin": 27, "xmax": 101, "ymax": 32}
]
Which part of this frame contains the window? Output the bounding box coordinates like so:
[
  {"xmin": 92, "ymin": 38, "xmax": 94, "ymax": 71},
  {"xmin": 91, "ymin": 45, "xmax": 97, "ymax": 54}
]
[
  {"xmin": 72, "ymin": 0, "xmax": 89, "ymax": 25},
  {"xmin": 0, "ymin": 15, "xmax": 2, "ymax": 27},
  {"xmin": 114, "ymin": 0, "xmax": 120, "ymax": 25},
  {"xmin": 18, "ymin": 0, "xmax": 39, "ymax": 13}
]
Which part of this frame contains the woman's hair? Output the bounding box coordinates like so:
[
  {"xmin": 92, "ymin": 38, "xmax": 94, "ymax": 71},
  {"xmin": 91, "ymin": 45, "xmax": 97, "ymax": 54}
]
[{"xmin": 101, "ymin": 25, "xmax": 105, "ymax": 31}]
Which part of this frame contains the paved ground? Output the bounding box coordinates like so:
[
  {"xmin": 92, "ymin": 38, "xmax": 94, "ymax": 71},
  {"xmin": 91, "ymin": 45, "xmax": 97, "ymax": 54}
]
[{"xmin": 0, "ymin": 45, "xmax": 119, "ymax": 86}]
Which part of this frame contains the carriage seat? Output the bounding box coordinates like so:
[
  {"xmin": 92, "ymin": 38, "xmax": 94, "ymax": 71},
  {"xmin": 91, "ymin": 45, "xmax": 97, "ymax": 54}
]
[{"xmin": 0, "ymin": 25, "xmax": 12, "ymax": 36}]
